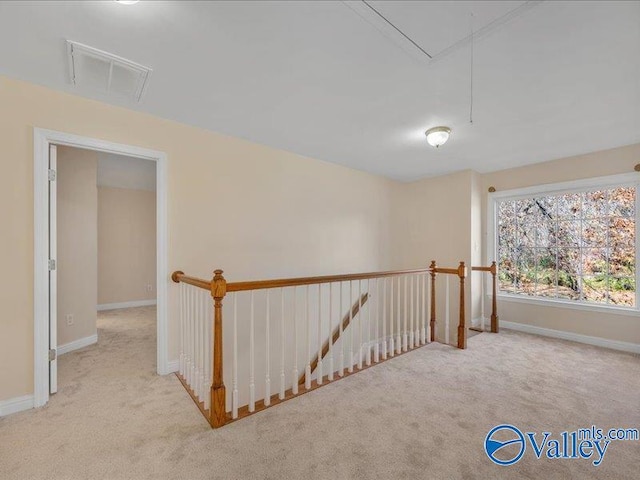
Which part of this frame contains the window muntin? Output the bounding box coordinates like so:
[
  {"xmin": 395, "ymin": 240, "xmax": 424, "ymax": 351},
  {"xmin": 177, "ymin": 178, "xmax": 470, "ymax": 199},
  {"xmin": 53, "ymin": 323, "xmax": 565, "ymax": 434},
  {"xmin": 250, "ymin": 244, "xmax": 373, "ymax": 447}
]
[{"xmin": 497, "ymin": 187, "xmax": 636, "ymax": 307}]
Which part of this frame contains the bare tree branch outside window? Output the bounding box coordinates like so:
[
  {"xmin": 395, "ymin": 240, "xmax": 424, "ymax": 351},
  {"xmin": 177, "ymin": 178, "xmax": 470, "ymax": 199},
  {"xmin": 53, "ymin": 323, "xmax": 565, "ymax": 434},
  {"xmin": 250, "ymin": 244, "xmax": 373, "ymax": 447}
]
[{"xmin": 497, "ymin": 187, "xmax": 636, "ymax": 307}]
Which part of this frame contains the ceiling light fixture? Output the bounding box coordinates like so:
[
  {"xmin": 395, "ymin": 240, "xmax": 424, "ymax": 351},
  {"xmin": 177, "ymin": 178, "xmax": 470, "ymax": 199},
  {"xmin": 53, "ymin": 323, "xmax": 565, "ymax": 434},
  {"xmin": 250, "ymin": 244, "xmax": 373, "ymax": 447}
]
[
  {"xmin": 425, "ymin": 126, "xmax": 451, "ymax": 148},
  {"xmin": 115, "ymin": 0, "xmax": 140, "ymax": 5}
]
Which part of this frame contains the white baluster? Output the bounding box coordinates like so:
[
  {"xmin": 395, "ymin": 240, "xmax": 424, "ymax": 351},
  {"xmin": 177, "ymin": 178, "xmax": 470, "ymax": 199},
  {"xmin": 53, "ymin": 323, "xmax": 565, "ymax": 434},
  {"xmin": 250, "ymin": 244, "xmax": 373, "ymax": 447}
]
[
  {"xmin": 382, "ymin": 277, "xmax": 387, "ymax": 360},
  {"xmin": 480, "ymin": 271, "xmax": 486, "ymax": 331},
  {"xmin": 328, "ymin": 283, "xmax": 334, "ymax": 381},
  {"xmin": 232, "ymin": 293, "xmax": 238, "ymax": 419},
  {"xmin": 193, "ymin": 288, "xmax": 198, "ymax": 392},
  {"xmin": 396, "ymin": 276, "xmax": 402, "ymax": 354},
  {"xmin": 205, "ymin": 291, "xmax": 212, "ymax": 409},
  {"xmin": 339, "ymin": 282, "xmax": 345, "ymax": 376},
  {"xmin": 193, "ymin": 287, "xmax": 198, "ymax": 391},
  {"xmin": 292, "ymin": 287, "xmax": 299, "ymax": 395},
  {"xmin": 198, "ymin": 290, "xmax": 206, "ymax": 401},
  {"xmin": 409, "ymin": 275, "xmax": 415, "ymax": 349},
  {"xmin": 367, "ymin": 279, "xmax": 380, "ymax": 365},
  {"xmin": 202, "ymin": 290, "xmax": 207, "ymax": 399},
  {"xmin": 426, "ymin": 274, "xmax": 431, "ymax": 343},
  {"xmin": 187, "ymin": 286, "xmax": 193, "ymax": 386},
  {"xmin": 411, "ymin": 275, "xmax": 417, "ymax": 348},
  {"xmin": 349, "ymin": 281, "xmax": 354, "ymax": 373},
  {"xmin": 317, "ymin": 284, "xmax": 323, "ymax": 385},
  {"xmin": 414, "ymin": 275, "xmax": 420, "ymax": 347},
  {"xmin": 305, "ymin": 285, "xmax": 311, "ymax": 390},
  {"xmin": 280, "ymin": 288, "xmax": 286, "ymax": 400},
  {"xmin": 191, "ymin": 287, "xmax": 196, "ymax": 388},
  {"xmin": 179, "ymin": 283, "xmax": 184, "ymax": 376},
  {"xmin": 184, "ymin": 286, "xmax": 190, "ymax": 384},
  {"xmin": 206, "ymin": 290, "xmax": 211, "ymax": 400},
  {"xmin": 403, "ymin": 276, "xmax": 408, "ymax": 352},
  {"xmin": 265, "ymin": 290, "xmax": 271, "ymax": 407},
  {"xmin": 200, "ymin": 289, "xmax": 206, "ymax": 402},
  {"xmin": 421, "ymin": 274, "xmax": 426, "ymax": 344},
  {"xmin": 249, "ymin": 290, "xmax": 255, "ymax": 412},
  {"xmin": 358, "ymin": 280, "xmax": 363, "ymax": 370},
  {"xmin": 374, "ymin": 278, "xmax": 379, "ymax": 363},
  {"xmin": 445, "ymin": 276, "xmax": 450, "ymax": 345},
  {"xmin": 190, "ymin": 287, "xmax": 195, "ymax": 387},
  {"xmin": 389, "ymin": 277, "xmax": 395, "ymax": 357},
  {"xmin": 195, "ymin": 289, "xmax": 200, "ymax": 400},
  {"xmin": 194, "ymin": 288, "xmax": 200, "ymax": 397}
]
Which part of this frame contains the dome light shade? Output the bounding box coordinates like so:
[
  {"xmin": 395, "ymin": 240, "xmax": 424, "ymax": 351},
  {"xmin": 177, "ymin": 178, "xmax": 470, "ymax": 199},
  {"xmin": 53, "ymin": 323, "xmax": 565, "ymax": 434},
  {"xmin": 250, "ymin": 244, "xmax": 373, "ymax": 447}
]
[
  {"xmin": 115, "ymin": 0, "xmax": 140, "ymax": 4},
  {"xmin": 425, "ymin": 126, "xmax": 451, "ymax": 148}
]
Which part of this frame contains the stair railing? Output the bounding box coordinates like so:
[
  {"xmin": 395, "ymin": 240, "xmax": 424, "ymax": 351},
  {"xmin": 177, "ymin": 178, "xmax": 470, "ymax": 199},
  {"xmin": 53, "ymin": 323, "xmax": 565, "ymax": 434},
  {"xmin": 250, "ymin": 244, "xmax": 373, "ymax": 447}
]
[{"xmin": 172, "ymin": 262, "xmax": 467, "ymax": 428}]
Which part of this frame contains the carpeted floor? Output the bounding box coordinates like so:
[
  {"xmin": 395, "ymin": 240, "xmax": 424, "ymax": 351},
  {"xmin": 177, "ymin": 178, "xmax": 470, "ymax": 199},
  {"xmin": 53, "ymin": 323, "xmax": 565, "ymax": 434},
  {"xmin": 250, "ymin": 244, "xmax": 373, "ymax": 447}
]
[{"xmin": 0, "ymin": 306, "xmax": 638, "ymax": 479}]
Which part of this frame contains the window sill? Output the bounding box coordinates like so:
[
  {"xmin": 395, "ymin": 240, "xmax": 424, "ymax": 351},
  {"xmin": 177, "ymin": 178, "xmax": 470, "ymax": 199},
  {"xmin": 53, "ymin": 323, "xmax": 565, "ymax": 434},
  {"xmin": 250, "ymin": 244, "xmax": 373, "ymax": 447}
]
[{"xmin": 496, "ymin": 293, "xmax": 640, "ymax": 317}]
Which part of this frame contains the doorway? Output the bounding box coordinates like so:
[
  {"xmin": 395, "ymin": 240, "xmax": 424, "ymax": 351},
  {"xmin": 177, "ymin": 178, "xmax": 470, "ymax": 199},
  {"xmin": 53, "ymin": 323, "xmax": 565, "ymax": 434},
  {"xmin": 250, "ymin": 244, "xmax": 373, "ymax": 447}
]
[{"xmin": 34, "ymin": 128, "xmax": 169, "ymax": 408}]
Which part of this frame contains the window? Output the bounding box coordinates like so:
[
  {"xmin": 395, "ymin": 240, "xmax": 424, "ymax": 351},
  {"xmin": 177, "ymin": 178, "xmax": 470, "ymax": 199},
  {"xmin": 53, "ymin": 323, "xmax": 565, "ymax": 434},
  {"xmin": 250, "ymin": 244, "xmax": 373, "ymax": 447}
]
[{"xmin": 494, "ymin": 181, "xmax": 637, "ymax": 309}]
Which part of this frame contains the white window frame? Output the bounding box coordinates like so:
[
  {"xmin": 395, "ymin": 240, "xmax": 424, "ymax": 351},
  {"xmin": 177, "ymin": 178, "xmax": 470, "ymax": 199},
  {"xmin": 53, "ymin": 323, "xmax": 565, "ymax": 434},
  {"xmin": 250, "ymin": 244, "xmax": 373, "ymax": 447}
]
[{"xmin": 487, "ymin": 172, "xmax": 640, "ymax": 316}]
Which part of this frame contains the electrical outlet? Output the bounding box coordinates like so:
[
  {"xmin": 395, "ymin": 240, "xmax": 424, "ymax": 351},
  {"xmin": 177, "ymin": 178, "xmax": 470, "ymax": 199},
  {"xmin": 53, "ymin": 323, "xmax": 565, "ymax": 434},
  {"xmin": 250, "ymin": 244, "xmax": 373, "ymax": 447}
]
[
  {"xmin": 65, "ymin": 314, "xmax": 74, "ymax": 326},
  {"xmin": 146, "ymin": 284, "xmax": 153, "ymax": 292}
]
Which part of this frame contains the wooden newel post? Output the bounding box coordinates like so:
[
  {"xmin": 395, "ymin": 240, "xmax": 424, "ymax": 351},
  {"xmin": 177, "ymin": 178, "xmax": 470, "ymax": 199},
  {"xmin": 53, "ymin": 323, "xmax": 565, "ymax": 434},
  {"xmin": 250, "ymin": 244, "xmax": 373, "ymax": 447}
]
[
  {"xmin": 457, "ymin": 261, "xmax": 467, "ymax": 349},
  {"xmin": 210, "ymin": 269, "xmax": 227, "ymax": 428},
  {"xmin": 429, "ymin": 260, "xmax": 436, "ymax": 342},
  {"xmin": 490, "ymin": 261, "xmax": 499, "ymax": 333}
]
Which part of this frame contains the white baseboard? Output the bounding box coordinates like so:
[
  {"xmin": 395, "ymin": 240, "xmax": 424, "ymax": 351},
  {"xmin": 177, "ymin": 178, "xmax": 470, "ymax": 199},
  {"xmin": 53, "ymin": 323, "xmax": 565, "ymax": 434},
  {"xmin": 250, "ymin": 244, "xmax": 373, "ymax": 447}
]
[
  {"xmin": 471, "ymin": 316, "xmax": 488, "ymax": 328},
  {"xmin": 97, "ymin": 299, "xmax": 157, "ymax": 311},
  {"xmin": 0, "ymin": 394, "xmax": 34, "ymax": 417},
  {"xmin": 501, "ymin": 321, "xmax": 640, "ymax": 354},
  {"xmin": 58, "ymin": 334, "xmax": 98, "ymax": 355},
  {"xmin": 166, "ymin": 360, "xmax": 179, "ymax": 374},
  {"xmin": 470, "ymin": 317, "xmax": 497, "ymax": 331}
]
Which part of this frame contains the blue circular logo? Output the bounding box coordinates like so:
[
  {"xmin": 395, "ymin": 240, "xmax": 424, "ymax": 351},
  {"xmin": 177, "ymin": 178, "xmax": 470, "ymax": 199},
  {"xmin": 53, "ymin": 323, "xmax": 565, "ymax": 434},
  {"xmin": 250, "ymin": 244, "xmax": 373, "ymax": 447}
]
[{"xmin": 484, "ymin": 424, "xmax": 526, "ymax": 466}]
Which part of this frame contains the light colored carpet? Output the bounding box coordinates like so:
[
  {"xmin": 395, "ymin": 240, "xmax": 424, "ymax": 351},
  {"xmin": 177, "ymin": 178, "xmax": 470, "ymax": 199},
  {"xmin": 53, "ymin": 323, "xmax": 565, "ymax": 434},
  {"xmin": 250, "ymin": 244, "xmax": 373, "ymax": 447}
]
[{"xmin": 0, "ymin": 306, "xmax": 638, "ymax": 479}]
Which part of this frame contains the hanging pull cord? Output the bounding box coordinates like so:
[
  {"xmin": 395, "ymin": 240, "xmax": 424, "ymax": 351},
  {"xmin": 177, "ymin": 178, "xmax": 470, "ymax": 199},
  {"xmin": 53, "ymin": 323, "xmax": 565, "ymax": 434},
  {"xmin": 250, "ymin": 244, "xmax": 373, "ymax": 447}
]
[{"xmin": 469, "ymin": 11, "xmax": 475, "ymax": 124}]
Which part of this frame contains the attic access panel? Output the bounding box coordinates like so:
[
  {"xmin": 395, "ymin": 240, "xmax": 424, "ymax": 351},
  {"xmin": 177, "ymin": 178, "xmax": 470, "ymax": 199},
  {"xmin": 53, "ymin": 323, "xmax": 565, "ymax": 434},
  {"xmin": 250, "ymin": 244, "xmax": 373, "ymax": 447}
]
[{"xmin": 66, "ymin": 40, "xmax": 152, "ymax": 103}]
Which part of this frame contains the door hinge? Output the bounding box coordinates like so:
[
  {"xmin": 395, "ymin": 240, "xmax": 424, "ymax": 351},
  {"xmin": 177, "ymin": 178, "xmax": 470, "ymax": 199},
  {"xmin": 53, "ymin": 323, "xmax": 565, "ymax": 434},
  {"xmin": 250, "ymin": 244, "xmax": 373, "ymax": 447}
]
[
  {"xmin": 48, "ymin": 169, "xmax": 56, "ymax": 181},
  {"xmin": 49, "ymin": 348, "xmax": 57, "ymax": 362},
  {"xmin": 48, "ymin": 259, "xmax": 56, "ymax": 271}
]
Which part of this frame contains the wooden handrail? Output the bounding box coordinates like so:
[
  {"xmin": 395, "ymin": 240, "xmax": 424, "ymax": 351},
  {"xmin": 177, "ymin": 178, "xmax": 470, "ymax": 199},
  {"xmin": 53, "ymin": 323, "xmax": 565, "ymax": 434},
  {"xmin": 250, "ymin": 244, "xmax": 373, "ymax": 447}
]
[
  {"xmin": 171, "ymin": 266, "xmax": 468, "ymax": 293},
  {"xmin": 225, "ymin": 268, "xmax": 433, "ymax": 292},
  {"xmin": 433, "ymin": 267, "xmax": 460, "ymax": 275},
  {"xmin": 471, "ymin": 266, "xmax": 492, "ymax": 272},
  {"xmin": 299, "ymin": 292, "xmax": 370, "ymax": 385},
  {"xmin": 471, "ymin": 261, "xmax": 499, "ymax": 334},
  {"xmin": 171, "ymin": 271, "xmax": 210, "ymax": 290}
]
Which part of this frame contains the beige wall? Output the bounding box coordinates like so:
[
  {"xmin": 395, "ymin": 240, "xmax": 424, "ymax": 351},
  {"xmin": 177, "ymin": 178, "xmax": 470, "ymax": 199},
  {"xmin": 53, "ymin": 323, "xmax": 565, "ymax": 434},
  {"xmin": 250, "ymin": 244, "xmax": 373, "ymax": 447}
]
[
  {"xmin": 481, "ymin": 143, "xmax": 640, "ymax": 345},
  {"xmin": 98, "ymin": 187, "xmax": 156, "ymax": 305},
  {"xmin": 470, "ymin": 170, "xmax": 483, "ymax": 322},
  {"xmin": 56, "ymin": 147, "xmax": 98, "ymax": 346},
  {"xmin": 391, "ymin": 169, "xmax": 473, "ymax": 269},
  {"xmin": 0, "ymin": 76, "xmax": 395, "ymax": 402}
]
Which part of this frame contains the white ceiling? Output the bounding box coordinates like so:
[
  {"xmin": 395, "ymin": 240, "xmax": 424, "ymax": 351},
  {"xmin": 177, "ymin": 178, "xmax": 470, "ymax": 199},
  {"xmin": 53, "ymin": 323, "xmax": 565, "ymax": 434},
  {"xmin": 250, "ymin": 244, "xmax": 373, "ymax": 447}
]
[
  {"xmin": 97, "ymin": 153, "xmax": 156, "ymax": 191},
  {"xmin": 0, "ymin": 1, "xmax": 638, "ymax": 181}
]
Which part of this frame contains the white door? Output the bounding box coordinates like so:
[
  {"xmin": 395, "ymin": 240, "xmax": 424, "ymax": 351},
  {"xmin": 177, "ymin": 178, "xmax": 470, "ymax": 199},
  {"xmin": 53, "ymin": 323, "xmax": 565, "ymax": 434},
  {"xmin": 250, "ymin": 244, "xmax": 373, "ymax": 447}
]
[{"xmin": 49, "ymin": 144, "xmax": 58, "ymax": 394}]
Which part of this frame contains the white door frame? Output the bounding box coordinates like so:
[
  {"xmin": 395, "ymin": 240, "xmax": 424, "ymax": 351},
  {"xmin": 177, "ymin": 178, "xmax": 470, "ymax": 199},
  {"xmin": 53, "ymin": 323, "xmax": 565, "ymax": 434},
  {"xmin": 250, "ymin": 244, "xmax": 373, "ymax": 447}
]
[{"xmin": 33, "ymin": 128, "xmax": 169, "ymax": 408}]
